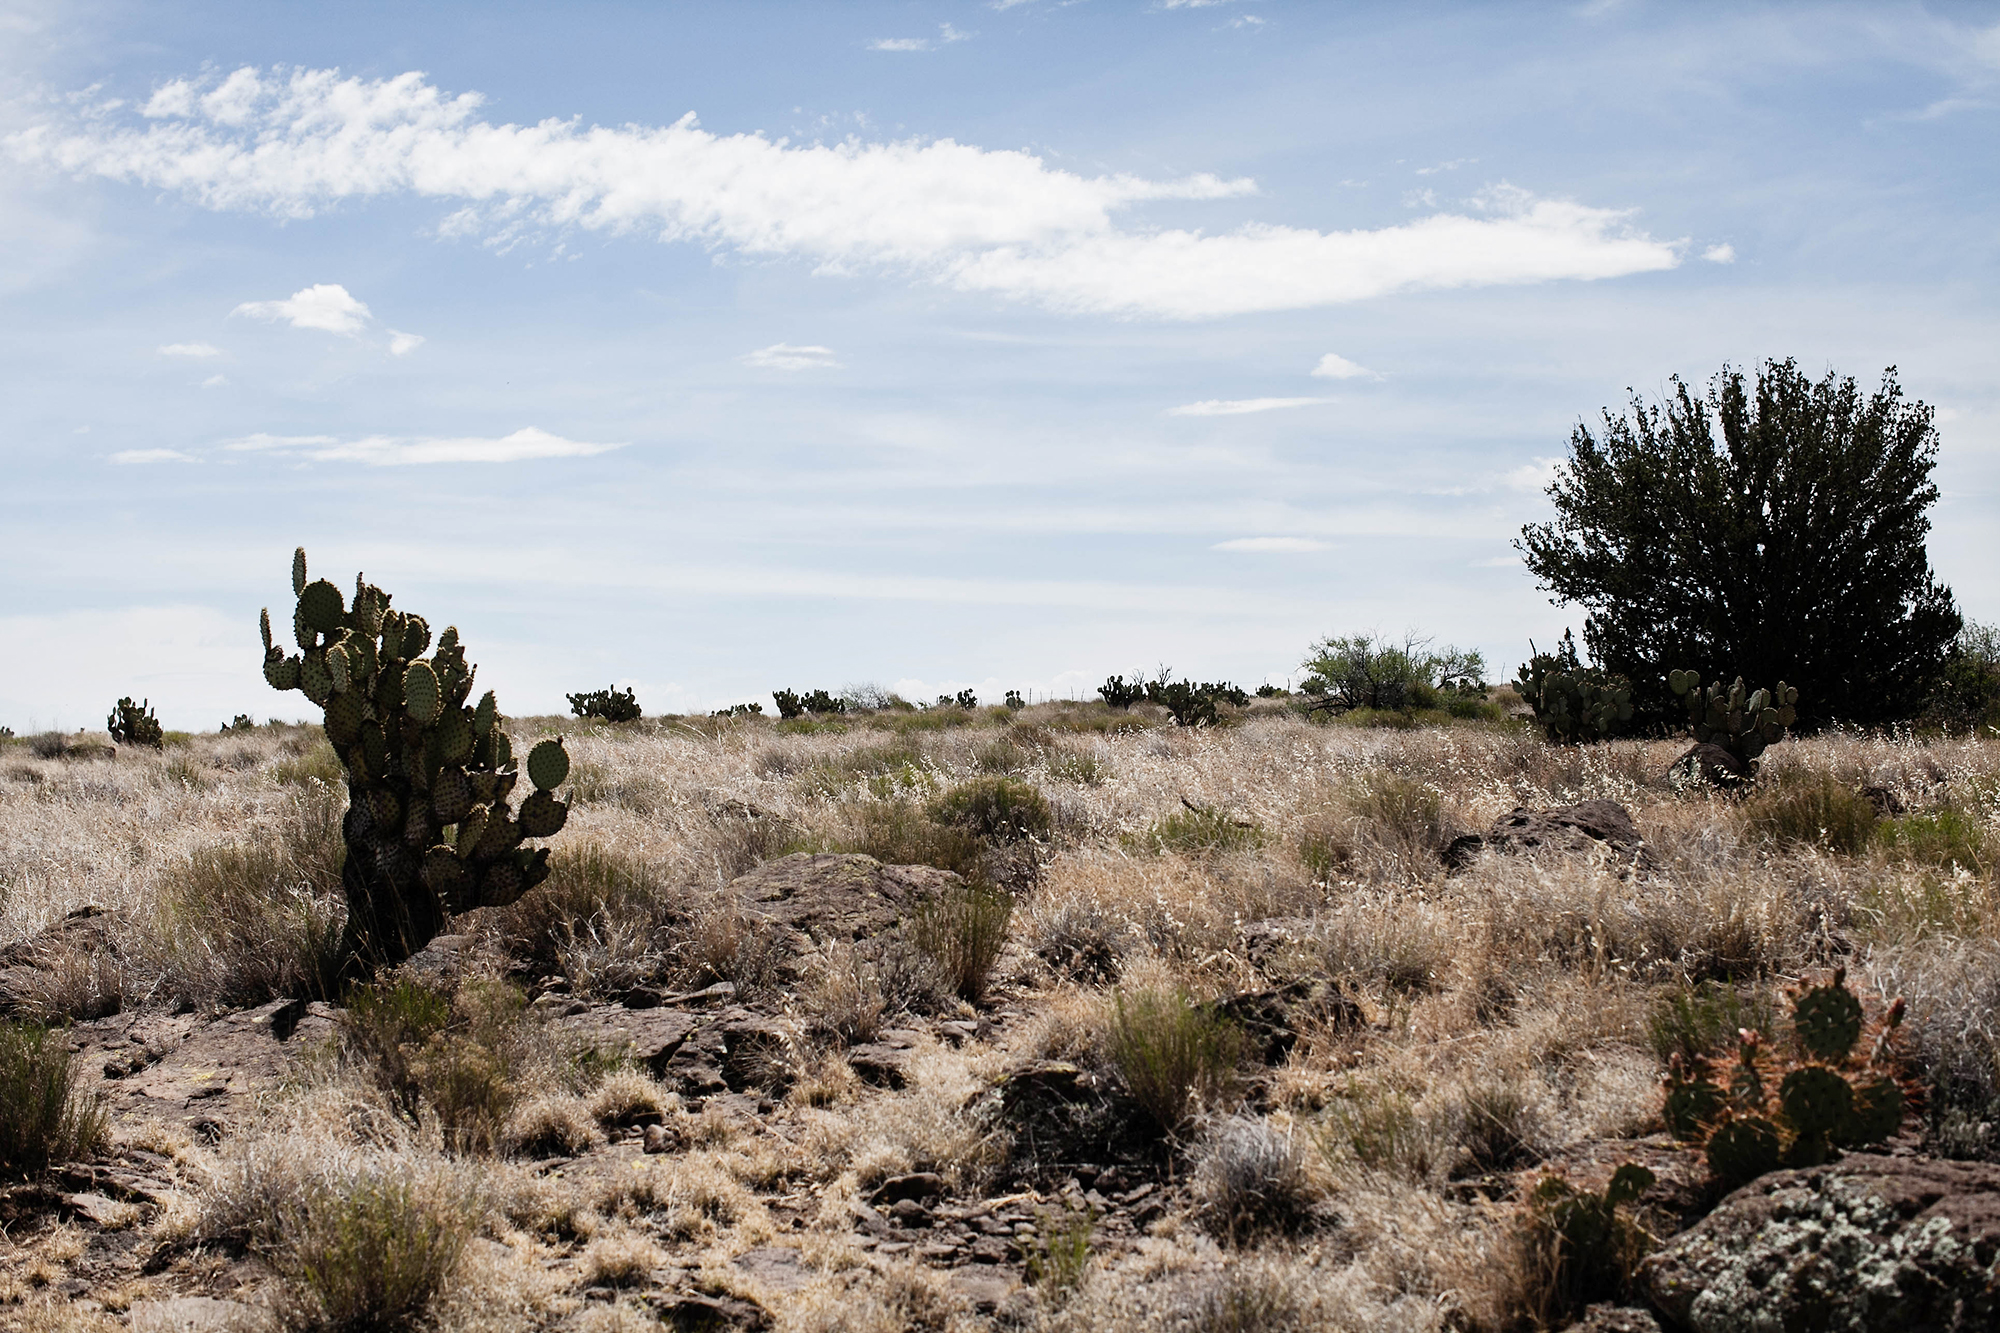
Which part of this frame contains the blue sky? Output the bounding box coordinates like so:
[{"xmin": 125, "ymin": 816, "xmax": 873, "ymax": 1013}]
[{"xmin": 3, "ymin": 0, "xmax": 1996, "ymax": 729}]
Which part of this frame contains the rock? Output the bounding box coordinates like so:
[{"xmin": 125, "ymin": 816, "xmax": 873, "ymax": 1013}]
[
  {"xmin": 557, "ymin": 1005, "xmax": 700, "ymax": 1076},
  {"xmin": 732, "ymin": 1245, "xmax": 811, "ymax": 1291},
  {"xmin": 724, "ymin": 852, "xmax": 960, "ymax": 971},
  {"xmin": 1204, "ymin": 980, "xmax": 1363, "ymax": 1064},
  {"xmin": 1641, "ymin": 1152, "xmax": 2000, "ymax": 1331},
  {"xmin": 1669, "ymin": 743, "xmax": 1752, "ymax": 790},
  {"xmin": 1234, "ymin": 917, "xmax": 1317, "ymax": 970},
  {"xmin": 872, "ymin": 1172, "xmax": 946, "ymax": 1205},
  {"xmin": 62, "ymin": 1191, "xmax": 139, "ymax": 1228},
  {"xmin": 0, "ymin": 905, "xmax": 123, "ymax": 1018},
  {"xmin": 1862, "ymin": 784, "xmax": 1907, "ymax": 817},
  {"xmin": 110, "ymin": 998, "xmax": 335, "ymax": 1128},
  {"xmin": 985, "ymin": 1059, "xmax": 1155, "ymax": 1176},
  {"xmin": 396, "ymin": 932, "xmax": 475, "ymax": 983},
  {"xmin": 890, "ymin": 1199, "xmax": 933, "ymax": 1226},
  {"xmin": 655, "ymin": 1290, "xmax": 770, "ymax": 1331},
  {"xmin": 1463, "ymin": 799, "xmax": 1646, "ymax": 869},
  {"xmin": 1561, "ymin": 1307, "xmax": 1662, "ymax": 1333},
  {"xmin": 127, "ymin": 1296, "xmax": 272, "ymax": 1333}
]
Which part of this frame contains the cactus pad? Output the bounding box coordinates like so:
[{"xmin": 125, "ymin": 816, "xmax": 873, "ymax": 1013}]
[
  {"xmin": 324, "ymin": 691, "xmax": 365, "ymax": 749},
  {"xmin": 1779, "ymin": 1066, "xmax": 1855, "ymax": 1139},
  {"xmin": 300, "ymin": 654, "xmax": 333, "ymax": 705},
  {"xmin": 1705, "ymin": 1115, "xmax": 1782, "ymax": 1186},
  {"xmin": 1665, "ymin": 1078, "xmax": 1724, "ymax": 1139},
  {"xmin": 292, "ymin": 547, "xmax": 308, "ymax": 597},
  {"xmin": 1795, "ymin": 982, "xmax": 1864, "ymax": 1061},
  {"xmin": 527, "ymin": 738, "xmax": 570, "ymax": 792},
  {"xmin": 402, "ymin": 615, "xmax": 431, "ymax": 659},
  {"xmin": 264, "ymin": 654, "xmax": 300, "ymax": 691},
  {"xmin": 474, "ymin": 810, "xmax": 521, "ymax": 860},
  {"xmin": 403, "ymin": 661, "xmax": 442, "ymax": 725},
  {"xmin": 1849, "ymin": 1079, "xmax": 1906, "ymax": 1144},
  {"xmin": 518, "ymin": 789, "xmax": 568, "ymax": 839},
  {"xmin": 298, "ymin": 579, "xmax": 346, "ymax": 634},
  {"xmin": 431, "ymin": 767, "xmax": 474, "ymax": 826}
]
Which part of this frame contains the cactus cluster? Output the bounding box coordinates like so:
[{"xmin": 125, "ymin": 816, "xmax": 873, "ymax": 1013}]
[
  {"xmin": 1669, "ymin": 671, "xmax": 1798, "ymax": 766},
  {"xmin": 1515, "ymin": 631, "xmax": 1633, "ymax": 743},
  {"xmin": 106, "ymin": 697, "xmax": 164, "ymax": 749},
  {"xmin": 261, "ymin": 548, "xmax": 571, "ymax": 971},
  {"xmin": 1662, "ymin": 968, "xmax": 1909, "ymax": 1187},
  {"xmin": 567, "ymin": 685, "xmax": 641, "ymax": 723}
]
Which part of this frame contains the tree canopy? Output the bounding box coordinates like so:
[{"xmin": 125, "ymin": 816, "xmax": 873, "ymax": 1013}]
[{"xmin": 1516, "ymin": 359, "xmax": 1960, "ymax": 728}]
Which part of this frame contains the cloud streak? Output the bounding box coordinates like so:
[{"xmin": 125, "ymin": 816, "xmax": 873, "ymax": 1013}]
[
  {"xmin": 1169, "ymin": 396, "xmax": 1329, "ymax": 416},
  {"xmin": 742, "ymin": 343, "xmax": 841, "ymax": 370},
  {"xmin": 223, "ymin": 426, "xmax": 624, "ymax": 465},
  {"xmin": 11, "ymin": 67, "xmax": 1682, "ymax": 320}
]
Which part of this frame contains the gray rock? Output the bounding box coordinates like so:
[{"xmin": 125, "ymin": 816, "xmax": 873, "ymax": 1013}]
[
  {"xmin": 1450, "ymin": 799, "xmax": 1645, "ymax": 872},
  {"xmin": 1641, "ymin": 1153, "xmax": 2000, "ymax": 1332},
  {"xmin": 1561, "ymin": 1308, "xmax": 1661, "ymax": 1333},
  {"xmin": 725, "ymin": 852, "xmax": 960, "ymax": 961},
  {"xmin": 1670, "ymin": 743, "xmax": 1752, "ymax": 790},
  {"xmin": 127, "ymin": 1296, "xmax": 271, "ymax": 1333}
]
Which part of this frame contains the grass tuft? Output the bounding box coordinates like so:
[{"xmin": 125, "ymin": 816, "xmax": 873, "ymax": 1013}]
[{"xmin": 0, "ymin": 1021, "xmax": 107, "ymax": 1178}]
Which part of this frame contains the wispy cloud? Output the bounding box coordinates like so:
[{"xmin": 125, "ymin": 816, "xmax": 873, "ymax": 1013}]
[
  {"xmin": 871, "ymin": 23, "xmax": 970, "ymax": 52},
  {"xmin": 110, "ymin": 448, "xmax": 197, "ymax": 464},
  {"xmin": 1310, "ymin": 352, "xmax": 1377, "ymax": 380},
  {"xmin": 1505, "ymin": 457, "xmax": 1561, "ymax": 491},
  {"xmin": 742, "ymin": 343, "xmax": 842, "ymax": 371},
  {"xmin": 223, "ymin": 426, "xmax": 625, "ymax": 466},
  {"xmin": 157, "ymin": 341, "xmax": 221, "ymax": 357},
  {"xmin": 200, "ymin": 374, "xmax": 227, "ymax": 388},
  {"xmin": 1701, "ymin": 243, "xmax": 1736, "ymax": 263},
  {"xmin": 1212, "ymin": 537, "xmax": 1331, "ymax": 552},
  {"xmin": 12, "ymin": 68, "xmax": 1683, "ymax": 321},
  {"xmin": 232, "ymin": 282, "xmax": 372, "ymax": 335},
  {"xmin": 1415, "ymin": 157, "xmax": 1477, "ymax": 176},
  {"xmin": 1169, "ymin": 396, "xmax": 1329, "ymax": 416},
  {"xmin": 388, "ymin": 330, "xmax": 425, "ymax": 355}
]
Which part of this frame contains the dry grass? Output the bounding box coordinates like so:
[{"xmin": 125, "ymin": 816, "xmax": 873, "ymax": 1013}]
[{"xmin": 2, "ymin": 710, "xmax": 1995, "ymax": 1329}]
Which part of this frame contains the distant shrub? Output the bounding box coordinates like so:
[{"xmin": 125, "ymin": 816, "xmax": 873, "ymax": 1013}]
[
  {"xmin": 1877, "ymin": 808, "xmax": 1990, "ymax": 876},
  {"xmin": 929, "ymin": 776, "xmax": 1053, "ymax": 843},
  {"xmin": 1515, "ymin": 630, "xmax": 1633, "ymax": 743},
  {"xmin": 1004, "ymin": 689, "xmax": 1025, "ymax": 710},
  {"xmin": 0, "ymin": 1020, "xmax": 108, "ymax": 1177},
  {"xmin": 1109, "ymin": 987, "xmax": 1243, "ymax": 1136},
  {"xmin": 710, "ymin": 702, "xmax": 764, "ymax": 718},
  {"xmin": 1098, "ymin": 675, "xmax": 1146, "ymax": 709},
  {"xmin": 567, "ymin": 685, "xmax": 642, "ymax": 723},
  {"xmin": 1192, "ymin": 1115, "xmax": 1322, "ymax": 1243},
  {"xmin": 1927, "ymin": 620, "xmax": 2000, "ymax": 731},
  {"xmin": 226, "ymin": 714, "xmax": 256, "ymax": 732},
  {"xmin": 802, "ymin": 689, "xmax": 847, "ymax": 715},
  {"xmin": 933, "ymin": 688, "xmax": 979, "ymax": 710},
  {"xmin": 1021, "ymin": 1203, "xmax": 1094, "ymax": 1293},
  {"xmin": 1254, "ymin": 684, "xmax": 1287, "ymax": 698},
  {"xmin": 911, "ymin": 882, "xmax": 1015, "ymax": 1003},
  {"xmin": 1301, "ymin": 632, "xmax": 1487, "ymax": 716},
  {"xmin": 106, "ymin": 696, "xmax": 164, "ymax": 749},
  {"xmin": 272, "ymin": 739, "xmax": 345, "ymax": 787},
  {"xmin": 1743, "ymin": 771, "xmax": 1877, "ymax": 854},
  {"xmin": 772, "ymin": 689, "xmax": 804, "ymax": 720}
]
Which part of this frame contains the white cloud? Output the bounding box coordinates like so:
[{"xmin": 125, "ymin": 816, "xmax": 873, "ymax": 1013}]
[
  {"xmin": 232, "ymin": 282, "xmax": 371, "ymax": 335},
  {"xmin": 110, "ymin": 448, "xmax": 197, "ymax": 464},
  {"xmin": 1212, "ymin": 536, "xmax": 1331, "ymax": 552},
  {"xmin": 1415, "ymin": 158, "xmax": 1476, "ymax": 176},
  {"xmin": 388, "ymin": 330, "xmax": 425, "ymax": 355},
  {"xmin": 1702, "ymin": 243, "xmax": 1736, "ymax": 263},
  {"xmin": 871, "ymin": 24, "xmax": 969, "ymax": 51},
  {"xmin": 1471, "ymin": 555, "xmax": 1522, "ymax": 567},
  {"xmin": 743, "ymin": 343, "xmax": 842, "ymax": 371},
  {"xmin": 13, "ymin": 68, "xmax": 1683, "ymax": 321},
  {"xmin": 1310, "ymin": 352, "xmax": 1376, "ymax": 380},
  {"xmin": 1225, "ymin": 16, "xmax": 1265, "ymax": 28},
  {"xmin": 1506, "ymin": 457, "xmax": 1562, "ymax": 491},
  {"xmin": 223, "ymin": 426, "xmax": 625, "ymax": 466},
  {"xmin": 200, "ymin": 374, "xmax": 227, "ymax": 388},
  {"xmin": 157, "ymin": 341, "xmax": 221, "ymax": 357},
  {"xmin": 1168, "ymin": 396, "xmax": 1328, "ymax": 416}
]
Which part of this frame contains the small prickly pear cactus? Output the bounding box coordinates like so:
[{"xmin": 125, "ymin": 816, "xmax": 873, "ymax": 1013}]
[
  {"xmin": 1515, "ymin": 630, "xmax": 1634, "ymax": 744},
  {"xmin": 1663, "ymin": 968, "xmax": 1911, "ymax": 1188},
  {"xmin": 260, "ymin": 548, "xmax": 571, "ymax": 973},
  {"xmin": 1669, "ymin": 670, "xmax": 1798, "ymax": 769},
  {"xmin": 107, "ymin": 697, "xmax": 165, "ymax": 749}
]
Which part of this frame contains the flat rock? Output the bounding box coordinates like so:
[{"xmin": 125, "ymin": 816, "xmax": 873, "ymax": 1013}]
[
  {"xmin": 732, "ymin": 1245, "xmax": 811, "ymax": 1291},
  {"xmin": 0, "ymin": 905, "xmax": 123, "ymax": 1017},
  {"xmin": 127, "ymin": 1296, "xmax": 271, "ymax": 1333},
  {"xmin": 72, "ymin": 998, "xmax": 337, "ymax": 1130},
  {"xmin": 1561, "ymin": 1307, "xmax": 1662, "ymax": 1333},
  {"xmin": 1641, "ymin": 1152, "xmax": 2000, "ymax": 1332},
  {"xmin": 1669, "ymin": 742, "xmax": 1753, "ymax": 789},
  {"xmin": 725, "ymin": 852, "xmax": 959, "ymax": 958},
  {"xmin": 656, "ymin": 1290, "xmax": 770, "ymax": 1331},
  {"xmin": 1449, "ymin": 799, "xmax": 1645, "ymax": 871},
  {"xmin": 557, "ymin": 1005, "xmax": 700, "ymax": 1075}
]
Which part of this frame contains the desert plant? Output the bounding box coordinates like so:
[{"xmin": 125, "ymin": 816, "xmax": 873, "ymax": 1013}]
[
  {"xmin": 1004, "ymin": 689, "xmax": 1025, "ymax": 710},
  {"xmin": 928, "ymin": 775, "xmax": 1053, "ymax": 843},
  {"xmin": 106, "ymin": 696, "xmax": 164, "ymax": 748},
  {"xmin": 1135, "ymin": 801, "xmax": 1262, "ymax": 856},
  {"xmin": 910, "ymin": 882, "xmax": 1015, "ymax": 1003},
  {"xmin": 342, "ymin": 975, "xmax": 539, "ymax": 1153},
  {"xmin": 1927, "ymin": 620, "xmax": 2000, "ymax": 731},
  {"xmin": 772, "ymin": 689, "xmax": 805, "ymax": 719},
  {"xmin": 1021, "ymin": 1203, "xmax": 1095, "ymax": 1293},
  {"xmin": 1191, "ymin": 1114, "xmax": 1322, "ymax": 1243},
  {"xmin": 1109, "ymin": 987, "xmax": 1243, "ymax": 1137},
  {"xmin": 259, "ymin": 547, "xmax": 573, "ymax": 972},
  {"xmin": 1742, "ymin": 770, "xmax": 1877, "ymax": 854},
  {"xmin": 0, "ymin": 1020, "xmax": 108, "ymax": 1177},
  {"xmin": 566, "ymin": 685, "xmax": 641, "ymax": 723},
  {"xmin": 1518, "ymin": 359, "xmax": 1961, "ymax": 728},
  {"xmin": 711, "ymin": 702, "xmax": 764, "ymax": 717},
  {"xmin": 1301, "ymin": 632, "xmax": 1486, "ymax": 716},
  {"xmin": 227, "ymin": 714, "xmax": 256, "ymax": 731},
  {"xmin": 1516, "ymin": 631, "xmax": 1633, "ymax": 743},
  {"xmin": 1877, "ymin": 807, "xmax": 1991, "ymax": 876},
  {"xmin": 799, "ymin": 689, "xmax": 847, "ymax": 715},
  {"xmin": 1647, "ymin": 982, "xmax": 1778, "ymax": 1068},
  {"xmin": 275, "ymin": 1167, "xmax": 476, "ymax": 1332},
  {"xmin": 1662, "ymin": 968, "xmax": 1909, "ymax": 1187},
  {"xmin": 1670, "ymin": 670, "xmax": 1797, "ymax": 768},
  {"xmin": 1098, "ymin": 675, "xmax": 1147, "ymax": 709},
  {"xmin": 1522, "ymin": 1163, "xmax": 1657, "ymax": 1321}
]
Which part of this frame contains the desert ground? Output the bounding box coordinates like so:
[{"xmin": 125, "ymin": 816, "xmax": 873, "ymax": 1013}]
[{"xmin": 1, "ymin": 699, "xmax": 1996, "ymax": 1332}]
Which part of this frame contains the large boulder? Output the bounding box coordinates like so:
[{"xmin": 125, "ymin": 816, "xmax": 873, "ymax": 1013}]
[
  {"xmin": 725, "ymin": 852, "xmax": 959, "ymax": 961},
  {"xmin": 1641, "ymin": 1153, "xmax": 2000, "ymax": 1331}
]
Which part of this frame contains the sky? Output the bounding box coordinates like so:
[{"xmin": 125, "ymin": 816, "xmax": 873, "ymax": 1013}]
[{"xmin": 2, "ymin": 0, "xmax": 1997, "ymax": 730}]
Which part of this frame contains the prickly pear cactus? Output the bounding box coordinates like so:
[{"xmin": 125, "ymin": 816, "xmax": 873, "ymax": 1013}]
[
  {"xmin": 1663, "ymin": 969, "xmax": 1911, "ymax": 1189},
  {"xmin": 107, "ymin": 696, "xmax": 165, "ymax": 749},
  {"xmin": 260, "ymin": 548, "xmax": 570, "ymax": 972},
  {"xmin": 1515, "ymin": 632, "xmax": 1633, "ymax": 743},
  {"xmin": 1669, "ymin": 670, "xmax": 1798, "ymax": 768}
]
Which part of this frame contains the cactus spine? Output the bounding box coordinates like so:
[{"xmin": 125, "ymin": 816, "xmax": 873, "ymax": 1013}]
[{"xmin": 260, "ymin": 548, "xmax": 570, "ymax": 972}]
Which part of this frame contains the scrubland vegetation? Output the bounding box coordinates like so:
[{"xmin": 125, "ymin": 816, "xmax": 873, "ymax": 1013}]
[{"xmin": 2, "ymin": 696, "xmax": 1997, "ymax": 1331}]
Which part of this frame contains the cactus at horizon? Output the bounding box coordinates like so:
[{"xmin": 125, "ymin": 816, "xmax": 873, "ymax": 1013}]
[
  {"xmin": 106, "ymin": 697, "xmax": 164, "ymax": 749},
  {"xmin": 260, "ymin": 547, "xmax": 571, "ymax": 973},
  {"xmin": 1670, "ymin": 670, "xmax": 1798, "ymax": 767},
  {"xmin": 1516, "ymin": 631, "xmax": 1634, "ymax": 743}
]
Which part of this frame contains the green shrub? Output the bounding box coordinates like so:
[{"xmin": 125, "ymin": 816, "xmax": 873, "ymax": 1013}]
[
  {"xmin": 1109, "ymin": 987, "xmax": 1243, "ymax": 1136},
  {"xmin": 0, "ymin": 1020, "xmax": 107, "ymax": 1177},
  {"xmin": 1302, "ymin": 632, "xmax": 1487, "ymax": 716},
  {"xmin": 1515, "ymin": 631, "xmax": 1633, "ymax": 743},
  {"xmin": 1021, "ymin": 1203, "xmax": 1094, "ymax": 1292},
  {"xmin": 277, "ymin": 1167, "xmax": 475, "ymax": 1332},
  {"xmin": 1315, "ymin": 1081, "xmax": 1446, "ymax": 1180},
  {"xmin": 272, "ymin": 739, "xmax": 345, "ymax": 787},
  {"xmin": 107, "ymin": 696, "xmax": 165, "ymax": 749},
  {"xmin": 1743, "ymin": 771, "xmax": 1877, "ymax": 854},
  {"xmin": 342, "ymin": 977, "xmax": 536, "ymax": 1154},
  {"xmin": 929, "ymin": 776, "xmax": 1053, "ymax": 843},
  {"xmin": 1133, "ymin": 802, "xmax": 1262, "ymax": 856},
  {"xmin": 1647, "ymin": 982, "xmax": 1779, "ymax": 1068},
  {"xmin": 1521, "ymin": 1164, "xmax": 1657, "ymax": 1323},
  {"xmin": 1877, "ymin": 808, "xmax": 1990, "ymax": 876},
  {"xmin": 789, "ymin": 800, "xmax": 986, "ymax": 879},
  {"xmin": 910, "ymin": 882, "xmax": 1014, "ymax": 1003}
]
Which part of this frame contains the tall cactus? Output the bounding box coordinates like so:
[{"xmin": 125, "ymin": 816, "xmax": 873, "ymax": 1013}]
[
  {"xmin": 260, "ymin": 548, "xmax": 570, "ymax": 973},
  {"xmin": 1669, "ymin": 670, "xmax": 1798, "ymax": 768}
]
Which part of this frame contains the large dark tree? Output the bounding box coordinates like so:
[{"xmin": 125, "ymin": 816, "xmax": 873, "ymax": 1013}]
[{"xmin": 1517, "ymin": 359, "xmax": 1960, "ymax": 728}]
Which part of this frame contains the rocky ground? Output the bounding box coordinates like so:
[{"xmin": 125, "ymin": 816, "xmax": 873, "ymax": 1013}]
[{"xmin": 2, "ymin": 705, "xmax": 1998, "ymax": 1331}]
